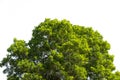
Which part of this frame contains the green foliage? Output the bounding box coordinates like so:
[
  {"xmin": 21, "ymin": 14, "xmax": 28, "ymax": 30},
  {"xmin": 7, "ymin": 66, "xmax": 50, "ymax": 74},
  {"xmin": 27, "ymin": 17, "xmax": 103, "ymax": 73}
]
[
  {"xmin": 0, "ymin": 18, "xmax": 119, "ymax": 80},
  {"xmin": 111, "ymin": 71, "xmax": 120, "ymax": 80}
]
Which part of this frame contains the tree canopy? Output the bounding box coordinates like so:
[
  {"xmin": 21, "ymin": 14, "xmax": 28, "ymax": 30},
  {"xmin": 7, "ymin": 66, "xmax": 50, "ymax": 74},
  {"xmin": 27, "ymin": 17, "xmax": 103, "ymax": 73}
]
[{"xmin": 0, "ymin": 18, "xmax": 120, "ymax": 80}]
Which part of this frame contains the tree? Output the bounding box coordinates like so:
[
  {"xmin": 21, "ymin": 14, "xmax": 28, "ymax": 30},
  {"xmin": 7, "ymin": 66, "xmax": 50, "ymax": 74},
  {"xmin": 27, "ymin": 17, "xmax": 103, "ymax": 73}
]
[{"xmin": 0, "ymin": 18, "xmax": 119, "ymax": 80}]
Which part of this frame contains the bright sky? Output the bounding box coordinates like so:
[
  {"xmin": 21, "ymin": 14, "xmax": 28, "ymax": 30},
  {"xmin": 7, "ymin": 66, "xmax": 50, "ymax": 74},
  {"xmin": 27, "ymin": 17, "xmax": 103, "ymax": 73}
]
[{"xmin": 0, "ymin": 0, "xmax": 120, "ymax": 79}]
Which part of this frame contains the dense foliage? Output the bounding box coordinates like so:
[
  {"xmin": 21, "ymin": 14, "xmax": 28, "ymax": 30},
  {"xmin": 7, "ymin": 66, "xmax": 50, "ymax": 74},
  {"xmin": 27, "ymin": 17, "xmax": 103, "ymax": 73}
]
[{"xmin": 0, "ymin": 18, "xmax": 120, "ymax": 80}]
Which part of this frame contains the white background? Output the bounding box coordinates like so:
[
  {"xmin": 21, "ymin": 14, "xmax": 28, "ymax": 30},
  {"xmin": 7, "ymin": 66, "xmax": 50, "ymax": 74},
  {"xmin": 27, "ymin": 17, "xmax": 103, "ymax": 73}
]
[{"xmin": 0, "ymin": 0, "xmax": 120, "ymax": 79}]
